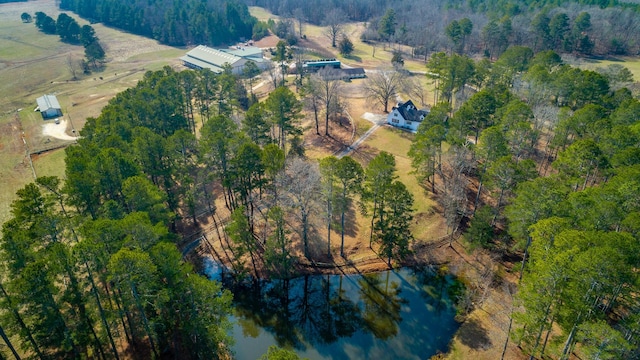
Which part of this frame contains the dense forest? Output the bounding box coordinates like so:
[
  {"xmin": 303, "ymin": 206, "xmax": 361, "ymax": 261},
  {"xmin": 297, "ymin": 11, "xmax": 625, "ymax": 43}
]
[
  {"xmin": 248, "ymin": 0, "xmax": 640, "ymax": 56},
  {"xmin": 58, "ymin": 0, "xmax": 256, "ymax": 46},
  {"xmin": 50, "ymin": 0, "xmax": 640, "ymax": 55},
  {"xmin": 407, "ymin": 46, "xmax": 640, "ymax": 358}
]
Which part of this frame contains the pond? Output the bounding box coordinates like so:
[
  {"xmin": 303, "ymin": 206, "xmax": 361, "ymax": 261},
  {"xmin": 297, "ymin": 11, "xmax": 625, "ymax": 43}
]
[{"xmin": 205, "ymin": 259, "xmax": 462, "ymax": 360}]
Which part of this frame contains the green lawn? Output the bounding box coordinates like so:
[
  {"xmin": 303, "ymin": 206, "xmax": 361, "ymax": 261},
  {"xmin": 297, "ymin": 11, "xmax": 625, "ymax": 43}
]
[
  {"xmin": 33, "ymin": 148, "xmax": 67, "ymax": 179},
  {"xmin": 579, "ymin": 56, "xmax": 640, "ymax": 82},
  {"xmin": 249, "ymin": 6, "xmax": 280, "ymax": 22},
  {"xmin": 362, "ymin": 126, "xmax": 434, "ymax": 215}
]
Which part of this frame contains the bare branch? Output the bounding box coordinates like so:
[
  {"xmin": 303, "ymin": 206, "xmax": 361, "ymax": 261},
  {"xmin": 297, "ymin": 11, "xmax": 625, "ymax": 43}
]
[{"xmin": 362, "ymin": 69, "xmax": 404, "ymax": 113}]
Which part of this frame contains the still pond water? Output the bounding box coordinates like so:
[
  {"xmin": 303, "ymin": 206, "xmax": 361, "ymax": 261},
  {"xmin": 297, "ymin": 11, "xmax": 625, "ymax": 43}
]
[{"xmin": 206, "ymin": 260, "xmax": 461, "ymax": 360}]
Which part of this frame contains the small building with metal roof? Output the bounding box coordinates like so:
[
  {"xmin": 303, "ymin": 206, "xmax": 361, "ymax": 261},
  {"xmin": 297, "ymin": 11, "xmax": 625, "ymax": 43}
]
[
  {"xmin": 36, "ymin": 94, "xmax": 63, "ymax": 119},
  {"xmin": 341, "ymin": 67, "xmax": 366, "ymax": 80},
  {"xmin": 302, "ymin": 59, "xmax": 341, "ymax": 72}
]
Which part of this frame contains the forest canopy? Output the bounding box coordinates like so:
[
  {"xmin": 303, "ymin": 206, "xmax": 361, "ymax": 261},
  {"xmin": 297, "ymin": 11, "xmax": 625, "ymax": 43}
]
[
  {"xmin": 246, "ymin": 0, "xmax": 640, "ymax": 56},
  {"xmin": 59, "ymin": 0, "xmax": 257, "ymax": 46}
]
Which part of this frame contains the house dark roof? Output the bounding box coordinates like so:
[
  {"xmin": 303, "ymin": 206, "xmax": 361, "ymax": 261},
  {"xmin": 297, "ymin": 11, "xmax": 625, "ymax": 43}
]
[
  {"xmin": 396, "ymin": 100, "xmax": 428, "ymax": 122},
  {"xmin": 342, "ymin": 68, "xmax": 365, "ymax": 77}
]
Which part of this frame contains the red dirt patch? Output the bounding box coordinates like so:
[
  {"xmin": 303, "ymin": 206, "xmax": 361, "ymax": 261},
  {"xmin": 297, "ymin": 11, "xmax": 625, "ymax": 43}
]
[{"xmin": 252, "ymin": 35, "xmax": 281, "ymax": 49}]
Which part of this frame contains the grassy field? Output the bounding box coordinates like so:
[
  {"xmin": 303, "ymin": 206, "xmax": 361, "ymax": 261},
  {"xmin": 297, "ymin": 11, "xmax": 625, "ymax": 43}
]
[
  {"xmin": 578, "ymin": 56, "xmax": 640, "ymax": 82},
  {"xmin": 249, "ymin": 6, "xmax": 280, "ymax": 22},
  {"xmin": 0, "ymin": 0, "xmax": 183, "ymax": 224},
  {"xmin": 32, "ymin": 148, "xmax": 67, "ymax": 179},
  {"xmin": 362, "ymin": 126, "xmax": 435, "ymax": 214},
  {"xmin": 336, "ymin": 23, "xmax": 429, "ymax": 73}
]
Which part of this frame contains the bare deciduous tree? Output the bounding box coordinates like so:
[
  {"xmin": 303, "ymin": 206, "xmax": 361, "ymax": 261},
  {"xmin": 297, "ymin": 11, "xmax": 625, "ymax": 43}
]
[
  {"xmin": 292, "ymin": 8, "xmax": 305, "ymax": 38},
  {"xmin": 303, "ymin": 77, "xmax": 322, "ymax": 135},
  {"xmin": 323, "ymin": 9, "xmax": 346, "ymax": 48},
  {"xmin": 291, "ymin": 46, "xmax": 306, "ymax": 91},
  {"xmin": 314, "ymin": 67, "xmax": 343, "ymax": 136},
  {"xmin": 264, "ymin": 61, "xmax": 280, "ymax": 90},
  {"xmin": 279, "ymin": 157, "xmax": 321, "ymax": 258},
  {"xmin": 403, "ymin": 76, "xmax": 429, "ymax": 107},
  {"xmin": 438, "ymin": 143, "xmax": 473, "ymax": 242},
  {"xmin": 66, "ymin": 53, "xmax": 82, "ymax": 80},
  {"xmin": 363, "ymin": 69, "xmax": 404, "ymax": 113}
]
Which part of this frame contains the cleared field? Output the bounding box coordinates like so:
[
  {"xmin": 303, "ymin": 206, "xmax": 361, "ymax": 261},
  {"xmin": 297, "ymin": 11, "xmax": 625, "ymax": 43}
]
[
  {"xmin": 32, "ymin": 148, "xmax": 67, "ymax": 179},
  {"xmin": 579, "ymin": 56, "xmax": 640, "ymax": 82},
  {"xmin": 332, "ymin": 23, "xmax": 429, "ymax": 73},
  {"xmin": 0, "ymin": 0, "xmax": 183, "ymax": 224},
  {"xmin": 249, "ymin": 6, "xmax": 280, "ymax": 22}
]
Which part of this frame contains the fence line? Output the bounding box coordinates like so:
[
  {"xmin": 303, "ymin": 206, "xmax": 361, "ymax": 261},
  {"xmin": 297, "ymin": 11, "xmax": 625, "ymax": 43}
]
[{"xmin": 30, "ymin": 142, "xmax": 75, "ymax": 156}]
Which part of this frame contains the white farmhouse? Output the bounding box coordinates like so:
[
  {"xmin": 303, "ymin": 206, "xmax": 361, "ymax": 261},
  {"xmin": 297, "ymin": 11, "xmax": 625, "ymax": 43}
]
[{"xmin": 387, "ymin": 100, "xmax": 428, "ymax": 132}]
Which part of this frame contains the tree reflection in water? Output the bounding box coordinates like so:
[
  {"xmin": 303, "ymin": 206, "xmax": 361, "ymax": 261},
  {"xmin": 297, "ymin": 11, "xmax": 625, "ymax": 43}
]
[
  {"xmin": 358, "ymin": 272, "xmax": 404, "ymax": 340},
  {"xmin": 221, "ymin": 267, "xmax": 461, "ymax": 359}
]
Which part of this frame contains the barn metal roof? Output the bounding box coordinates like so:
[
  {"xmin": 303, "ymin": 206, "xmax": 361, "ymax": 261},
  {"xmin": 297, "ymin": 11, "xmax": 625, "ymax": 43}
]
[
  {"xmin": 221, "ymin": 46, "xmax": 263, "ymax": 58},
  {"xmin": 36, "ymin": 94, "xmax": 61, "ymax": 111},
  {"xmin": 181, "ymin": 45, "xmax": 243, "ymax": 72}
]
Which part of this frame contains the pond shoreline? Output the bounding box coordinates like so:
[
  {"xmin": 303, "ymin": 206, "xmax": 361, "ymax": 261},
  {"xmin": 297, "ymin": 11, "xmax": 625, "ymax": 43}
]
[
  {"xmin": 188, "ymin": 229, "xmax": 459, "ymax": 281},
  {"xmin": 189, "ymin": 229, "xmax": 521, "ymax": 360},
  {"xmin": 220, "ymin": 266, "xmax": 463, "ymax": 360}
]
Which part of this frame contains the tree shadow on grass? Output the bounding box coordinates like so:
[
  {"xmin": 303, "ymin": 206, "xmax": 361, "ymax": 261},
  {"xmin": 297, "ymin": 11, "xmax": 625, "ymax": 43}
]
[
  {"xmin": 343, "ymin": 54, "xmax": 362, "ymax": 63},
  {"xmin": 349, "ymin": 143, "xmax": 377, "ymax": 165},
  {"xmin": 457, "ymin": 318, "xmax": 492, "ymax": 350}
]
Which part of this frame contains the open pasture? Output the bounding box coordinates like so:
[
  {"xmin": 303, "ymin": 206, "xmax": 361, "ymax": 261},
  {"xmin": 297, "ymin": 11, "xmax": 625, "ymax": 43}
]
[{"xmin": 0, "ymin": 0, "xmax": 183, "ymax": 224}]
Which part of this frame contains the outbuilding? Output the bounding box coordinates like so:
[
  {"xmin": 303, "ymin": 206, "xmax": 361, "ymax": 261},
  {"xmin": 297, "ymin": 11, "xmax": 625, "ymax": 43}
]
[
  {"xmin": 36, "ymin": 94, "xmax": 63, "ymax": 119},
  {"xmin": 181, "ymin": 45, "xmax": 269, "ymax": 75},
  {"xmin": 341, "ymin": 67, "xmax": 366, "ymax": 80},
  {"xmin": 181, "ymin": 45, "xmax": 246, "ymax": 74}
]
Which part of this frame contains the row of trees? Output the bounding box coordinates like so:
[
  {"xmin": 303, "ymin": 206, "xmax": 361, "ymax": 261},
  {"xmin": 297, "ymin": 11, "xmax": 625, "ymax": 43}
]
[
  {"xmin": 32, "ymin": 12, "xmax": 105, "ymax": 73},
  {"xmin": 59, "ymin": 0, "xmax": 256, "ymax": 46},
  {"xmin": 409, "ymin": 41, "xmax": 639, "ymax": 358},
  {"xmin": 437, "ymin": 11, "xmax": 595, "ymax": 57},
  {"xmin": 0, "ymin": 66, "xmax": 266, "ymax": 358}
]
